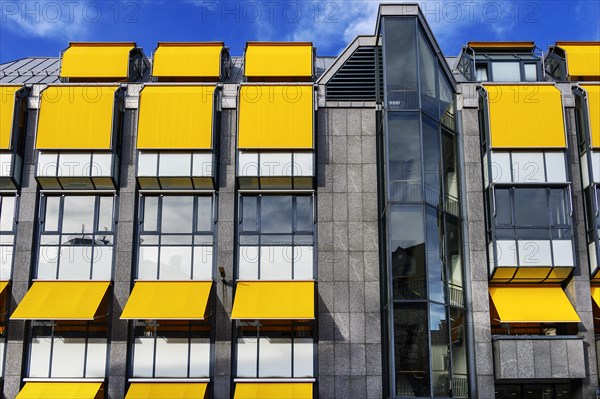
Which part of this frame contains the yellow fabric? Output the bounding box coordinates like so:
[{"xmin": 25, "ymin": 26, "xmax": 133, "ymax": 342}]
[
  {"xmin": 238, "ymin": 85, "xmax": 313, "ymax": 149},
  {"xmin": 60, "ymin": 42, "xmax": 134, "ymax": 79},
  {"xmin": 234, "ymin": 383, "xmax": 312, "ymax": 399},
  {"xmin": 582, "ymin": 85, "xmax": 600, "ymax": 148},
  {"xmin": 125, "ymin": 383, "xmax": 207, "ymax": 399},
  {"xmin": 231, "ymin": 281, "xmax": 314, "ymax": 319},
  {"xmin": 153, "ymin": 43, "xmax": 222, "ymax": 78},
  {"xmin": 484, "ymin": 84, "xmax": 566, "ymax": 148},
  {"xmin": 245, "ymin": 43, "xmax": 313, "ymax": 77},
  {"xmin": 0, "ymin": 281, "xmax": 8, "ymax": 295},
  {"xmin": 36, "ymin": 86, "xmax": 117, "ymax": 149},
  {"xmin": 11, "ymin": 281, "xmax": 110, "ymax": 320},
  {"xmin": 489, "ymin": 285, "xmax": 580, "ymax": 323},
  {"xmin": 468, "ymin": 41, "xmax": 535, "ymax": 50},
  {"xmin": 137, "ymin": 85, "xmax": 215, "ymax": 149},
  {"xmin": 513, "ymin": 267, "xmax": 551, "ymax": 280},
  {"xmin": 592, "ymin": 287, "xmax": 600, "ymax": 308},
  {"xmin": 558, "ymin": 42, "xmax": 600, "ymax": 78},
  {"xmin": 121, "ymin": 281, "xmax": 212, "ymax": 319},
  {"xmin": 16, "ymin": 382, "xmax": 102, "ymax": 399},
  {"xmin": 0, "ymin": 85, "xmax": 20, "ymax": 149}
]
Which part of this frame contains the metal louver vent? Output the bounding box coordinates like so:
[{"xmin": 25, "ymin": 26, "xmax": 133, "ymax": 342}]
[{"xmin": 325, "ymin": 46, "xmax": 382, "ymax": 101}]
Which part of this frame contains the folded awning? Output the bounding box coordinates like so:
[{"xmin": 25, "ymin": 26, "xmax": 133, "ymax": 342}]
[
  {"xmin": 591, "ymin": 286, "xmax": 600, "ymax": 308},
  {"xmin": 125, "ymin": 382, "xmax": 207, "ymax": 399},
  {"xmin": 152, "ymin": 42, "xmax": 223, "ymax": 79},
  {"xmin": 231, "ymin": 281, "xmax": 314, "ymax": 319},
  {"xmin": 121, "ymin": 281, "xmax": 212, "ymax": 319},
  {"xmin": 489, "ymin": 285, "xmax": 580, "ymax": 323},
  {"xmin": 244, "ymin": 42, "xmax": 313, "ymax": 78},
  {"xmin": 137, "ymin": 85, "xmax": 215, "ymax": 149},
  {"xmin": 60, "ymin": 42, "xmax": 134, "ymax": 79},
  {"xmin": 11, "ymin": 281, "xmax": 110, "ymax": 320},
  {"xmin": 582, "ymin": 85, "xmax": 600, "ymax": 147},
  {"xmin": 0, "ymin": 281, "xmax": 8, "ymax": 296},
  {"xmin": 36, "ymin": 85, "xmax": 118, "ymax": 150},
  {"xmin": 238, "ymin": 85, "xmax": 313, "ymax": 149},
  {"xmin": 234, "ymin": 383, "xmax": 312, "ymax": 399},
  {"xmin": 0, "ymin": 85, "xmax": 20, "ymax": 150},
  {"xmin": 16, "ymin": 382, "xmax": 102, "ymax": 399},
  {"xmin": 557, "ymin": 42, "xmax": 600, "ymax": 78}
]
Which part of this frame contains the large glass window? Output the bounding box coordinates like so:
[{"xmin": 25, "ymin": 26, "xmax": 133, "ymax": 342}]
[
  {"xmin": 0, "ymin": 195, "xmax": 16, "ymax": 279},
  {"xmin": 28, "ymin": 319, "xmax": 108, "ymax": 378},
  {"xmin": 418, "ymin": 28, "xmax": 438, "ymax": 117},
  {"xmin": 131, "ymin": 320, "xmax": 210, "ymax": 378},
  {"xmin": 38, "ymin": 195, "xmax": 114, "ymax": 280},
  {"xmin": 238, "ymin": 195, "xmax": 314, "ymax": 280},
  {"xmin": 394, "ymin": 303, "xmax": 429, "ymax": 397},
  {"xmin": 236, "ymin": 320, "xmax": 313, "ymax": 378},
  {"xmin": 139, "ymin": 195, "xmax": 214, "ymax": 280},
  {"xmin": 491, "ymin": 62, "xmax": 521, "ymax": 82},
  {"xmin": 383, "ymin": 17, "xmax": 418, "ymax": 109},
  {"xmin": 387, "ymin": 113, "xmax": 422, "ymax": 202}
]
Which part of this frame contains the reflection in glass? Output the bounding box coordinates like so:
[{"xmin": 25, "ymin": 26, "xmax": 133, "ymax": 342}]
[
  {"xmin": 242, "ymin": 196, "xmax": 258, "ymax": 233},
  {"xmin": 514, "ymin": 188, "xmax": 547, "ymax": 227},
  {"xmin": 162, "ymin": 196, "xmax": 194, "ymax": 234},
  {"xmin": 418, "ymin": 28, "xmax": 438, "ymax": 117},
  {"xmin": 98, "ymin": 197, "xmax": 113, "ymax": 233},
  {"xmin": 394, "ymin": 303, "xmax": 430, "ymax": 397},
  {"xmin": 423, "ymin": 116, "xmax": 441, "ymax": 207},
  {"xmin": 446, "ymin": 216, "xmax": 464, "ymax": 307},
  {"xmin": 197, "ymin": 196, "xmax": 213, "ymax": 232},
  {"xmin": 426, "ymin": 207, "xmax": 445, "ymax": 304},
  {"xmin": 430, "ymin": 304, "xmax": 449, "ymax": 397},
  {"xmin": 442, "ymin": 132, "xmax": 459, "ymax": 215},
  {"xmin": 143, "ymin": 197, "xmax": 159, "ymax": 232},
  {"xmin": 296, "ymin": 196, "xmax": 313, "ymax": 232},
  {"xmin": 384, "ymin": 17, "xmax": 418, "ymax": 109},
  {"xmin": 491, "ymin": 62, "xmax": 521, "ymax": 82},
  {"xmin": 261, "ymin": 196, "xmax": 293, "ymax": 234},
  {"xmin": 62, "ymin": 196, "xmax": 95, "ymax": 234},
  {"xmin": 450, "ymin": 308, "xmax": 468, "ymax": 398},
  {"xmin": 0, "ymin": 196, "xmax": 15, "ymax": 232},
  {"xmin": 390, "ymin": 205, "xmax": 425, "ymax": 299},
  {"xmin": 387, "ymin": 113, "xmax": 422, "ymax": 202}
]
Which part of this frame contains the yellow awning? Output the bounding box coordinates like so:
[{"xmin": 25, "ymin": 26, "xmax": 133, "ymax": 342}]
[
  {"xmin": 16, "ymin": 382, "xmax": 102, "ymax": 399},
  {"xmin": 489, "ymin": 285, "xmax": 580, "ymax": 323},
  {"xmin": 245, "ymin": 42, "xmax": 313, "ymax": 78},
  {"xmin": 152, "ymin": 42, "xmax": 223, "ymax": 78},
  {"xmin": 0, "ymin": 85, "xmax": 20, "ymax": 150},
  {"xmin": 125, "ymin": 383, "xmax": 207, "ymax": 399},
  {"xmin": 234, "ymin": 383, "xmax": 312, "ymax": 399},
  {"xmin": 557, "ymin": 42, "xmax": 600, "ymax": 78},
  {"xmin": 484, "ymin": 84, "xmax": 566, "ymax": 148},
  {"xmin": 137, "ymin": 85, "xmax": 215, "ymax": 149},
  {"xmin": 60, "ymin": 42, "xmax": 134, "ymax": 79},
  {"xmin": 36, "ymin": 85, "xmax": 117, "ymax": 150},
  {"xmin": 591, "ymin": 286, "xmax": 600, "ymax": 308},
  {"xmin": 11, "ymin": 281, "xmax": 110, "ymax": 320},
  {"xmin": 231, "ymin": 281, "xmax": 314, "ymax": 319},
  {"xmin": 121, "ymin": 281, "xmax": 212, "ymax": 319},
  {"xmin": 0, "ymin": 281, "xmax": 8, "ymax": 295},
  {"xmin": 468, "ymin": 41, "xmax": 535, "ymax": 50},
  {"xmin": 582, "ymin": 85, "xmax": 600, "ymax": 148},
  {"xmin": 238, "ymin": 85, "xmax": 313, "ymax": 149}
]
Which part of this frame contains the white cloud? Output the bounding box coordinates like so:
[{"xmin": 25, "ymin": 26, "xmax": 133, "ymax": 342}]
[{"xmin": 1, "ymin": 0, "xmax": 92, "ymax": 41}]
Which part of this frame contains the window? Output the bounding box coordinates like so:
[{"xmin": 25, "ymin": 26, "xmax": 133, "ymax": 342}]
[
  {"xmin": 0, "ymin": 195, "xmax": 16, "ymax": 279},
  {"xmin": 236, "ymin": 320, "xmax": 313, "ymax": 378},
  {"xmin": 383, "ymin": 17, "xmax": 418, "ymax": 109},
  {"xmin": 36, "ymin": 151, "xmax": 116, "ymax": 190},
  {"xmin": 524, "ymin": 63, "xmax": 538, "ymax": 81},
  {"xmin": 131, "ymin": 320, "xmax": 210, "ymax": 378},
  {"xmin": 28, "ymin": 320, "xmax": 108, "ymax": 378},
  {"xmin": 137, "ymin": 151, "xmax": 214, "ymax": 190},
  {"xmin": 489, "ymin": 151, "xmax": 568, "ymax": 184},
  {"xmin": 238, "ymin": 195, "xmax": 314, "ymax": 280},
  {"xmin": 38, "ymin": 195, "xmax": 114, "ymax": 280},
  {"xmin": 475, "ymin": 64, "xmax": 488, "ymax": 82},
  {"xmin": 387, "ymin": 113, "xmax": 422, "ymax": 202},
  {"xmin": 139, "ymin": 195, "xmax": 214, "ymax": 280},
  {"xmin": 491, "ymin": 62, "xmax": 521, "ymax": 82}
]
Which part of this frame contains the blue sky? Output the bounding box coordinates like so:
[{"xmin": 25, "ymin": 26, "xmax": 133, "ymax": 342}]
[{"xmin": 1, "ymin": 0, "xmax": 599, "ymax": 63}]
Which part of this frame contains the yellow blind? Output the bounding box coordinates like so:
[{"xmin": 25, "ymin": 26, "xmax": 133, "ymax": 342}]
[
  {"xmin": 0, "ymin": 85, "xmax": 20, "ymax": 150},
  {"xmin": 231, "ymin": 281, "xmax": 314, "ymax": 319},
  {"xmin": 558, "ymin": 42, "xmax": 600, "ymax": 78},
  {"xmin": 485, "ymin": 84, "xmax": 566, "ymax": 148},
  {"xmin": 137, "ymin": 85, "xmax": 215, "ymax": 149},
  {"xmin": 17, "ymin": 382, "xmax": 102, "ymax": 399},
  {"xmin": 126, "ymin": 383, "xmax": 207, "ymax": 399},
  {"xmin": 245, "ymin": 43, "xmax": 313, "ymax": 78},
  {"xmin": 153, "ymin": 43, "xmax": 223, "ymax": 78},
  {"xmin": 238, "ymin": 85, "xmax": 313, "ymax": 149},
  {"xmin": 582, "ymin": 85, "xmax": 600, "ymax": 148},
  {"xmin": 60, "ymin": 42, "xmax": 134, "ymax": 79},
  {"xmin": 489, "ymin": 285, "xmax": 580, "ymax": 323},
  {"xmin": 36, "ymin": 85, "xmax": 117, "ymax": 150},
  {"xmin": 234, "ymin": 383, "xmax": 312, "ymax": 399}
]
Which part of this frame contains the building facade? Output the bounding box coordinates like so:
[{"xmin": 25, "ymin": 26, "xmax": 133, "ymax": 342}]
[{"xmin": 0, "ymin": 3, "xmax": 599, "ymax": 399}]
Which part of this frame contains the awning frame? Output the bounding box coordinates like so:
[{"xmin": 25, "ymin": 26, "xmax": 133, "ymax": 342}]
[{"xmin": 1, "ymin": 85, "xmax": 30, "ymax": 190}]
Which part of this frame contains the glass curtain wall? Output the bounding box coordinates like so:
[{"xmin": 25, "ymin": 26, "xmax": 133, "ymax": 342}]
[{"xmin": 381, "ymin": 16, "xmax": 468, "ymax": 398}]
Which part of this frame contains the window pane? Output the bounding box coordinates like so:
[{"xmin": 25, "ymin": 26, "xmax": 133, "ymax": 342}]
[
  {"xmin": 44, "ymin": 196, "xmax": 61, "ymax": 232},
  {"xmin": 294, "ymin": 246, "xmax": 313, "ymax": 280},
  {"xmin": 29, "ymin": 337, "xmax": 52, "ymax": 377},
  {"xmin": 85, "ymin": 339, "xmax": 107, "ymax": 377},
  {"xmin": 159, "ymin": 246, "xmax": 192, "ymax": 279},
  {"xmin": 512, "ymin": 152, "xmax": 544, "ymax": 183},
  {"xmin": 50, "ymin": 337, "xmax": 86, "ymax": 377},
  {"xmin": 387, "ymin": 113, "xmax": 422, "ymax": 201},
  {"xmin": 189, "ymin": 338, "xmax": 210, "ymax": 377},
  {"xmin": 0, "ymin": 196, "xmax": 15, "ymax": 231},
  {"xmin": 37, "ymin": 152, "xmax": 58, "ymax": 176},
  {"xmin": 0, "ymin": 245, "xmax": 13, "ymax": 279},
  {"xmin": 260, "ymin": 152, "xmax": 292, "ymax": 177},
  {"xmin": 192, "ymin": 246, "xmax": 213, "ymax": 280},
  {"xmin": 92, "ymin": 246, "xmax": 113, "ymax": 280},
  {"xmin": 242, "ymin": 196, "xmax": 258, "ymax": 233},
  {"xmin": 491, "ymin": 62, "xmax": 521, "ymax": 82},
  {"xmin": 490, "ymin": 152, "xmax": 511, "ymax": 183},
  {"xmin": 495, "ymin": 189, "xmax": 512, "ymax": 226},
  {"xmin": 98, "ymin": 197, "xmax": 113, "ymax": 233},
  {"xmin": 423, "ymin": 116, "xmax": 441, "ymax": 207},
  {"xmin": 192, "ymin": 153, "xmax": 213, "ymax": 177},
  {"xmin": 545, "ymin": 152, "xmax": 567, "ymax": 182},
  {"xmin": 430, "ymin": 304, "xmax": 450, "ymax": 397},
  {"xmin": 514, "ymin": 189, "xmax": 548, "ymax": 227},
  {"xmin": 196, "ymin": 196, "xmax": 213, "ymax": 232},
  {"xmin": 236, "ymin": 337, "xmax": 258, "ymax": 378},
  {"xmin": 418, "ymin": 28, "xmax": 438, "ymax": 117},
  {"xmin": 258, "ymin": 337, "xmax": 292, "ymax": 378},
  {"xmin": 260, "ymin": 246, "xmax": 292, "ymax": 280},
  {"xmin": 261, "ymin": 196, "xmax": 292, "ymax": 234},
  {"xmin": 442, "ymin": 132, "xmax": 459, "ymax": 214},
  {"xmin": 58, "ymin": 246, "xmax": 92, "ymax": 280},
  {"xmin": 238, "ymin": 152, "xmax": 259, "ymax": 177},
  {"xmin": 138, "ymin": 152, "xmax": 158, "ymax": 176},
  {"xmin": 394, "ymin": 303, "xmax": 430, "ymax": 397},
  {"xmin": 138, "ymin": 246, "xmax": 159, "ymax": 280},
  {"xmin": 293, "ymin": 338, "xmax": 314, "ymax": 377},
  {"xmin": 296, "ymin": 196, "xmax": 313, "ymax": 232},
  {"xmin": 159, "ymin": 153, "xmax": 191, "ymax": 176},
  {"xmin": 524, "ymin": 63, "xmax": 537, "ymax": 81},
  {"xmin": 450, "ymin": 308, "xmax": 468, "ymax": 395},
  {"xmin": 475, "ymin": 65, "xmax": 488, "ymax": 81},
  {"xmin": 143, "ymin": 197, "xmax": 159, "ymax": 232},
  {"xmin": 161, "ymin": 196, "xmax": 194, "ymax": 234},
  {"xmin": 549, "ymin": 189, "xmax": 568, "ymax": 226},
  {"xmin": 239, "ymin": 246, "xmax": 259, "ymax": 280},
  {"xmin": 132, "ymin": 338, "xmax": 155, "ymax": 377},
  {"xmin": 91, "ymin": 153, "xmax": 112, "ymax": 177},
  {"xmin": 384, "ymin": 17, "xmax": 418, "ymax": 108},
  {"xmin": 426, "ymin": 208, "xmax": 445, "ymax": 304},
  {"xmin": 446, "ymin": 216, "xmax": 463, "ymax": 306},
  {"xmin": 58, "ymin": 153, "xmax": 91, "ymax": 177},
  {"xmin": 62, "ymin": 196, "xmax": 95, "ymax": 234},
  {"xmin": 37, "ymin": 246, "xmax": 59, "ymax": 279},
  {"xmin": 154, "ymin": 337, "xmax": 189, "ymax": 377}
]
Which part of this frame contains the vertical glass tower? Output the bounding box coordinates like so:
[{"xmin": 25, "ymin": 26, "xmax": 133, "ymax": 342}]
[{"xmin": 378, "ymin": 13, "xmax": 469, "ymax": 398}]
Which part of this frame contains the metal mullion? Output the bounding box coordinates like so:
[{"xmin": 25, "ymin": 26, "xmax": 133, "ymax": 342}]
[
  {"xmin": 157, "ymin": 196, "xmax": 163, "ymax": 280},
  {"xmin": 187, "ymin": 322, "xmax": 192, "ymax": 378},
  {"xmin": 48, "ymin": 323, "xmax": 56, "ymax": 378},
  {"xmin": 256, "ymin": 321, "xmax": 260, "ymax": 378},
  {"xmin": 291, "ymin": 320, "xmax": 295, "ymax": 378},
  {"xmin": 258, "ymin": 196, "xmax": 262, "ymax": 280},
  {"xmin": 82, "ymin": 323, "xmax": 89, "ymax": 378},
  {"xmin": 152, "ymin": 321, "xmax": 158, "ymax": 378}
]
